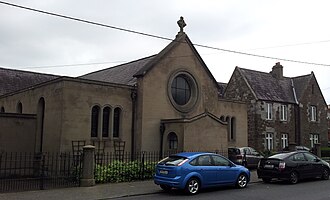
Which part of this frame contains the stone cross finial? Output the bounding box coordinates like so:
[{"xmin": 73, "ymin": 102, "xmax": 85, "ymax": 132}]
[{"xmin": 177, "ymin": 16, "xmax": 186, "ymax": 33}]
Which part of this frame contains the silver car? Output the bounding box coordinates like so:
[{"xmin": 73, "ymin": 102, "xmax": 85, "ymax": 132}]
[{"xmin": 228, "ymin": 147, "xmax": 263, "ymax": 168}]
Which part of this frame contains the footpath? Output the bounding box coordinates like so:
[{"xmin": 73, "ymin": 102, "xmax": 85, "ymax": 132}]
[{"xmin": 0, "ymin": 170, "xmax": 259, "ymax": 200}]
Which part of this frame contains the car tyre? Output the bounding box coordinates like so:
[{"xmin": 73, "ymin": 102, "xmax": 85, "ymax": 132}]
[
  {"xmin": 289, "ymin": 171, "xmax": 299, "ymax": 184},
  {"xmin": 262, "ymin": 178, "xmax": 271, "ymax": 183},
  {"xmin": 185, "ymin": 177, "xmax": 200, "ymax": 195},
  {"xmin": 160, "ymin": 184, "xmax": 172, "ymax": 191},
  {"xmin": 236, "ymin": 173, "xmax": 248, "ymax": 188},
  {"xmin": 322, "ymin": 168, "xmax": 329, "ymax": 180}
]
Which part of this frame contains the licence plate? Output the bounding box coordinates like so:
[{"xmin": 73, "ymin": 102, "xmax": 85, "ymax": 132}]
[
  {"xmin": 264, "ymin": 164, "xmax": 274, "ymax": 169},
  {"xmin": 159, "ymin": 170, "xmax": 168, "ymax": 175}
]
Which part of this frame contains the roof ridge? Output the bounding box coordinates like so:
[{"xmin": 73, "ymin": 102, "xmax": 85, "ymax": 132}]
[
  {"xmin": 80, "ymin": 55, "xmax": 157, "ymax": 77},
  {"xmin": 0, "ymin": 67, "xmax": 59, "ymax": 77}
]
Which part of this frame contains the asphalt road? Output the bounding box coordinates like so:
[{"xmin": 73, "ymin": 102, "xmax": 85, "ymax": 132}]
[{"xmin": 119, "ymin": 179, "xmax": 330, "ymax": 200}]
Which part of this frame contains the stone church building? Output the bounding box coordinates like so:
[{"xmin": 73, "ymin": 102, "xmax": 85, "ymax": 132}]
[{"xmin": 0, "ymin": 18, "xmax": 247, "ymax": 154}]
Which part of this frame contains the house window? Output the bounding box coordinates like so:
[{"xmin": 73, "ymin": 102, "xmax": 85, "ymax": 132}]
[
  {"xmin": 229, "ymin": 117, "xmax": 236, "ymax": 141},
  {"xmin": 281, "ymin": 133, "xmax": 288, "ymax": 149},
  {"xmin": 311, "ymin": 106, "xmax": 317, "ymax": 122},
  {"xmin": 91, "ymin": 106, "xmax": 100, "ymax": 138},
  {"xmin": 310, "ymin": 134, "xmax": 319, "ymax": 147},
  {"xmin": 168, "ymin": 132, "xmax": 178, "ymax": 150},
  {"xmin": 266, "ymin": 103, "xmax": 272, "ymax": 120},
  {"xmin": 171, "ymin": 75, "xmax": 191, "ymax": 105},
  {"xmin": 113, "ymin": 107, "xmax": 121, "ymax": 138},
  {"xmin": 17, "ymin": 102, "xmax": 22, "ymax": 113},
  {"xmin": 0, "ymin": 106, "xmax": 4, "ymax": 113},
  {"xmin": 102, "ymin": 107, "xmax": 111, "ymax": 138},
  {"xmin": 265, "ymin": 133, "xmax": 273, "ymax": 150},
  {"xmin": 280, "ymin": 105, "xmax": 287, "ymax": 121}
]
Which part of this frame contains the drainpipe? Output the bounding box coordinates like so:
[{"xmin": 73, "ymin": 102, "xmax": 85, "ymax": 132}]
[
  {"xmin": 130, "ymin": 88, "xmax": 137, "ymax": 159},
  {"xmin": 159, "ymin": 123, "xmax": 165, "ymax": 159},
  {"xmin": 291, "ymin": 79, "xmax": 301, "ymax": 145}
]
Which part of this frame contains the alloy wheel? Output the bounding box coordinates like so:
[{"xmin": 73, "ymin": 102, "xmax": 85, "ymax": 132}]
[
  {"xmin": 322, "ymin": 168, "xmax": 329, "ymax": 180},
  {"xmin": 237, "ymin": 174, "xmax": 248, "ymax": 188},
  {"xmin": 289, "ymin": 171, "xmax": 298, "ymax": 184},
  {"xmin": 186, "ymin": 178, "xmax": 200, "ymax": 195}
]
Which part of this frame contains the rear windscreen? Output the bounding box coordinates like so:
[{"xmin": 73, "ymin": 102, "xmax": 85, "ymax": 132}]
[
  {"xmin": 159, "ymin": 156, "xmax": 186, "ymax": 166},
  {"xmin": 228, "ymin": 148, "xmax": 240, "ymax": 155}
]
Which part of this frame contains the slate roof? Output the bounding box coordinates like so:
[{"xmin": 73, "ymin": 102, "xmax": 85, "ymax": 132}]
[
  {"xmin": 238, "ymin": 67, "xmax": 297, "ymax": 103},
  {"xmin": 81, "ymin": 33, "xmax": 220, "ymax": 91},
  {"xmin": 218, "ymin": 82, "xmax": 227, "ymax": 97},
  {"xmin": 0, "ymin": 67, "xmax": 59, "ymax": 96},
  {"xmin": 80, "ymin": 55, "xmax": 156, "ymax": 85},
  {"xmin": 292, "ymin": 74, "xmax": 312, "ymax": 100}
]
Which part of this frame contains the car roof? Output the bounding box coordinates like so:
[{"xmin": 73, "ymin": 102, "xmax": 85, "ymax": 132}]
[{"xmin": 174, "ymin": 152, "xmax": 215, "ymax": 158}]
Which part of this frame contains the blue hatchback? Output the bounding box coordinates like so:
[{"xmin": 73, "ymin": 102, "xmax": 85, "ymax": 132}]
[{"xmin": 154, "ymin": 152, "xmax": 250, "ymax": 195}]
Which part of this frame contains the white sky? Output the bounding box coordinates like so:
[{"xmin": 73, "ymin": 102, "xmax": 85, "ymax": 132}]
[{"xmin": 0, "ymin": 0, "xmax": 330, "ymax": 104}]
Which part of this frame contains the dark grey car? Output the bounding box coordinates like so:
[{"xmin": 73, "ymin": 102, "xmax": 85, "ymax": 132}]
[{"xmin": 228, "ymin": 147, "xmax": 263, "ymax": 168}]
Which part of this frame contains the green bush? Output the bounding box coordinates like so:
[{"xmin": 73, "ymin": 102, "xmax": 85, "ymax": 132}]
[
  {"xmin": 321, "ymin": 147, "xmax": 330, "ymax": 157},
  {"xmin": 95, "ymin": 160, "xmax": 157, "ymax": 183}
]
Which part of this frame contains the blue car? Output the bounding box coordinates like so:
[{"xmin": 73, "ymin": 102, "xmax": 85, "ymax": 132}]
[{"xmin": 154, "ymin": 152, "xmax": 250, "ymax": 195}]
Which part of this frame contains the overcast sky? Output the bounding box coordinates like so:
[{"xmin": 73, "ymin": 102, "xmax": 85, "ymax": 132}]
[{"xmin": 1, "ymin": 0, "xmax": 330, "ymax": 104}]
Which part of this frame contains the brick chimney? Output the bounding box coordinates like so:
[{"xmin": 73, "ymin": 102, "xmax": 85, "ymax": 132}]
[{"xmin": 271, "ymin": 62, "xmax": 283, "ymax": 79}]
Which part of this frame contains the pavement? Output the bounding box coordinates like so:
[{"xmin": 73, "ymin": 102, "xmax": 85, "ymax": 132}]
[{"xmin": 0, "ymin": 170, "xmax": 260, "ymax": 200}]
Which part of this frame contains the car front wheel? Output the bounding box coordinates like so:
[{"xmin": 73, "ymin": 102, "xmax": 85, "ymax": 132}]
[
  {"xmin": 322, "ymin": 168, "xmax": 329, "ymax": 180},
  {"xmin": 236, "ymin": 174, "xmax": 248, "ymax": 188},
  {"xmin": 185, "ymin": 178, "xmax": 200, "ymax": 195}
]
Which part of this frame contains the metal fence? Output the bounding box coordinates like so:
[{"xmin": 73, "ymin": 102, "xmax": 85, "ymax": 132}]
[
  {"xmin": 0, "ymin": 149, "xmax": 228, "ymax": 191},
  {"xmin": 0, "ymin": 152, "xmax": 81, "ymax": 193},
  {"xmin": 94, "ymin": 149, "xmax": 227, "ymax": 184}
]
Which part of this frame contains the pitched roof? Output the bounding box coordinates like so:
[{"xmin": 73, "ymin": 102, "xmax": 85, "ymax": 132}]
[
  {"xmin": 81, "ymin": 33, "xmax": 220, "ymax": 90},
  {"xmin": 80, "ymin": 55, "xmax": 156, "ymax": 85},
  {"xmin": 238, "ymin": 67, "xmax": 297, "ymax": 103},
  {"xmin": 0, "ymin": 67, "xmax": 59, "ymax": 96},
  {"xmin": 292, "ymin": 74, "xmax": 312, "ymax": 100}
]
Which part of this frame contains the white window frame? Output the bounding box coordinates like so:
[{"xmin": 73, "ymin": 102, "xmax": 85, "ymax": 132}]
[
  {"xmin": 280, "ymin": 105, "xmax": 287, "ymax": 121},
  {"xmin": 281, "ymin": 133, "xmax": 288, "ymax": 149},
  {"xmin": 310, "ymin": 134, "xmax": 319, "ymax": 147},
  {"xmin": 311, "ymin": 106, "xmax": 317, "ymax": 122},
  {"xmin": 266, "ymin": 103, "xmax": 272, "ymax": 120},
  {"xmin": 266, "ymin": 133, "xmax": 273, "ymax": 150}
]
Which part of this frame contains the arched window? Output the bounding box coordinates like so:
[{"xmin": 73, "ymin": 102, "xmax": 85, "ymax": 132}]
[
  {"xmin": 17, "ymin": 102, "xmax": 22, "ymax": 113},
  {"xmin": 0, "ymin": 106, "xmax": 4, "ymax": 113},
  {"xmin": 102, "ymin": 107, "xmax": 111, "ymax": 138},
  {"xmin": 168, "ymin": 132, "xmax": 178, "ymax": 149},
  {"xmin": 91, "ymin": 106, "xmax": 100, "ymax": 138},
  {"xmin": 230, "ymin": 117, "xmax": 236, "ymax": 141},
  {"xmin": 36, "ymin": 98, "xmax": 45, "ymax": 152},
  {"xmin": 113, "ymin": 107, "xmax": 121, "ymax": 138}
]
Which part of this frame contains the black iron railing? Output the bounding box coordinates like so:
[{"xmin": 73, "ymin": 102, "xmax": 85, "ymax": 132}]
[{"xmin": 0, "ymin": 152, "xmax": 81, "ymax": 193}]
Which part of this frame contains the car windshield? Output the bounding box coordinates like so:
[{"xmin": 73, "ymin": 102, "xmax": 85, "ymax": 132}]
[{"xmin": 159, "ymin": 156, "xmax": 187, "ymax": 166}]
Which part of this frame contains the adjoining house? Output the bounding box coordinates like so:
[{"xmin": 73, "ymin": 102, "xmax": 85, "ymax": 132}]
[
  {"xmin": 0, "ymin": 17, "xmax": 248, "ymax": 154},
  {"xmin": 224, "ymin": 63, "xmax": 328, "ymax": 152}
]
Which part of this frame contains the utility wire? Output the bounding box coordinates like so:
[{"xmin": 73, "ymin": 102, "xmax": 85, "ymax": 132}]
[{"xmin": 1, "ymin": 1, "xmax": 330, "ymax": 67}]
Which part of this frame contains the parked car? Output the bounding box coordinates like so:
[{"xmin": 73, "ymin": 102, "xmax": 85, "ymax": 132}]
[
  {"xmin": 257, "ymin": 151, "xmax": 330, "ymax": 184},
  {"xmin": 154, "ymin": 152, "xmax": 250, "ymax": 195},
  {"xmin": 228, "ymin": 147, "xmax": 263, "ymax": 168}
]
